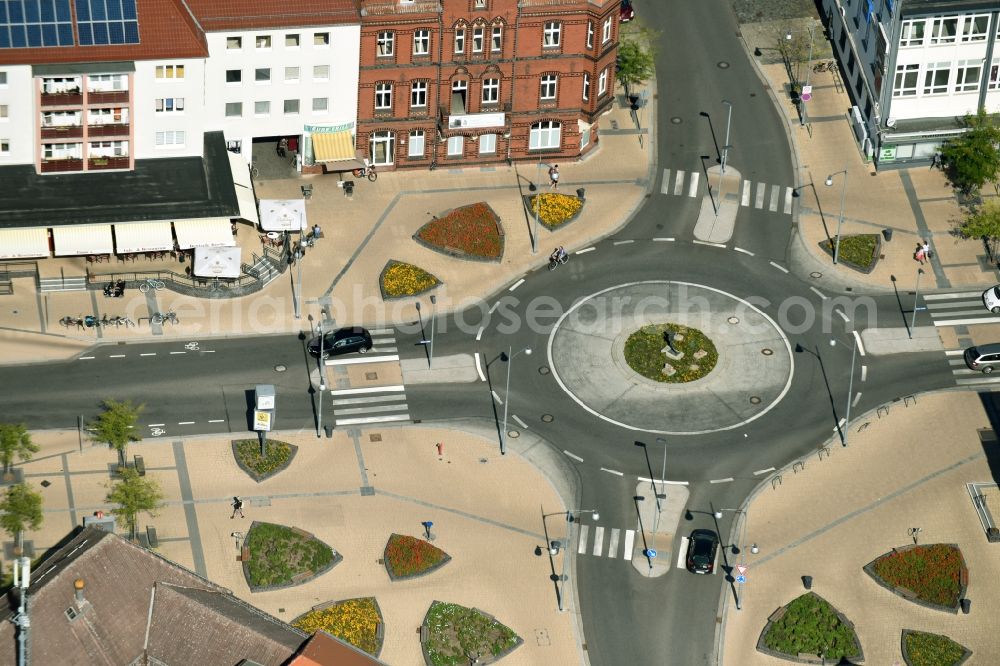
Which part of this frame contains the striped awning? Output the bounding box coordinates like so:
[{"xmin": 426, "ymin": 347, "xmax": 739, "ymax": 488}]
[
  {"xmin": 312, "ymin": 130, "xmax": 356, "ymax": 163},
  {"xmin": 52, "ymin": 224, "xmax": 114, "ymax": 256},
  {"xmin": 228, "ymin": 150, "xmax": 252, "ymax": 189},
  {"xmin": 0, "ymin": 227, "xmax": 49, "ymax": 258},
  {"xmin": 113, "ymin": 221, "xmax": 174, "ymax": 254},
  {"xmin": 173, "ymin": 218, "xmax": 236, "ymax": 249},
  {"xmin": 234, "ymin": 186, "xmax": 259, "ymax": 225}
]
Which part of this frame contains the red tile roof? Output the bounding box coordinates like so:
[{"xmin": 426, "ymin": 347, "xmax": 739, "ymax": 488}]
[
  {"xmin": 288, "ymin": 631, "xmax": 390, "ymax": 666},
  {"xmin": 184, "ymin": 0, "xmax": 360, "ymax": 31},
  {"xmin": 0, "ymin": 0, "xmax": 207, "ymax": 66}
]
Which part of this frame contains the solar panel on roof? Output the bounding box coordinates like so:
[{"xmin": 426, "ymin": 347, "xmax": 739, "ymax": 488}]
[
  {"xmin": 75, "ymin": 0, "xmax": 139, "ymax": 46},
  {"xmin": 0, "ymin": 0, "xmax": 75, "ymax": 48}
]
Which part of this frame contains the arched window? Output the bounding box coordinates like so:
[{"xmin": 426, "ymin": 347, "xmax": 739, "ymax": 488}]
[{"xmin": 529, "ymin": 121, "xmax": 561, "ymax": 150}]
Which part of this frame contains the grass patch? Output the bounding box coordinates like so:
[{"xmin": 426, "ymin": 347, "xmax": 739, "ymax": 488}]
[
  {"xmin": 380, "ymin": 260, "xmax": 440, "ymax": 299},
  {"xmin": 624, "ymin": 323, "xmax": 718, "ymax": 383},
  {"xmin": 820, "ymin": 234, "xmax": 879, "ymax": 269},
  {"xmin": 234, "ymin": 439, "xmax": 292, "ymax": 477},
  {"xmin": 424, "ymin": 602, "xmax": 520, "ymax": 666},
  {"xmin": 245, "ymin": 522, "xmax": 334, "ymax": 588},
  {"xmin": 763, "ymin": 592, "xmax": 861, "ymax": 661},
  {"xmin": 871, "ymin": 544, "xmax": 966, "ymax": 608},
  {"xmin": 293, "ymin": 597, "xmax": 382, "ymax": 655},
  {"xmin": 415, "ymin": 203, "xmax": 502, "ymax": 259},
  {"xmin": 527, "ymin": 192, "xmax": 583, "ymax": 228},
  {"xmin": 384, "ymin": 533, "xmax": 449, "ymax": 578},
  {"xmin": 903, "ymin": 630, "xmax": 969, "ymax": 666}
]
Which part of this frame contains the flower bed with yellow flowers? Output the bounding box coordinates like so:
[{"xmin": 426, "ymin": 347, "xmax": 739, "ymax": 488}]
[
  {"xmin": 379, "ymin": 260, "xmax": 441, "ymax": 300},
  {"xmin": 292, "ymin": 597, "xmax": 384, "ymax": 656},
  {"xmin": 524, "ymin": 192, "xmax": 585, "ymax": 230},
  {"xmin": 383, "ymin": 533, "xmax": 451, "ymax": 580},
  {"xmin": 414, "ymin": 202, "xmax": 504, "ymax": 262}
]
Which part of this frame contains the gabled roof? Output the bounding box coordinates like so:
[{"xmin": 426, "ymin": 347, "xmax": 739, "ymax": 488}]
[
  {"xmin": 184, "ymin": 0, "xmax": 360, "ymax": 31},
  {"xmin": 288, "ymin": 630, "xmax": 390, "ymax": 666},
  {"xmin": 0, "ymin": 0, "xmax": 207, "ymax": 66}
]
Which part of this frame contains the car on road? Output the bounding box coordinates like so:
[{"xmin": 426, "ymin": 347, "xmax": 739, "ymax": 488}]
[
  {"xmin": 685, "ymin": 529, "xmax": 719, "ymax": 574},
  {"xmin": 964, "ymin": 343, "xmax": 1000, "ymax": 374},
  {"xmin": 308, "ymin": 327, "xmax": 373, "ymax": 358},
  {"xmin": 620, "ymin": 0, "xmax": 635, "ymax": 22},
  {"xmin": 983, "ymin": 285, "xmax": 1000, "ymax": 313}
]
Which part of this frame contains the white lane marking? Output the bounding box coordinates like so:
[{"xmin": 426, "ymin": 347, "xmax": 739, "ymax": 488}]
[
  {"xmin": 613, "ymin": 239, "xmax": 635, "ymax": 245},
  {"xmin": 935, "ymin": 317, "xmax": 1000, "ymax": 326},
  {"xmin": 710, "ymin": 477, "xmax": 734, "ymax": 484},
  {"xmin": 148, "ymin": 423, "xmax": 165, "ymax": 427},
  {"xmin": 945, "ymin": 349, "xmax": 965, "ymax": 356},
  {"xmin": 712, "ymin": 547, "xmax": 720, "ymax": 575},
  {"xmin": 956, "ymin": 376, "xmax": 1000, "ymax": 385},
  {"xmin": 208, "ymin": 419, "xmax": 226, "ymax": 423},
  {"xmin": 783, "ymin": 187, "xmax": 794, "ymax": 214},
  {"xmin": 608, "ymin": 528, "xmax": 620, "ymax": 558},
  {"xmin": 512, "ymin": 414, "xmax": 528, "ymax": 428},
  {"xmin": 924, "ymin": 291, "xmax": 981, "ymax": 300},
  {"xmin": 563, "ymin": 450, "xmax": 583, "ymax": 462},
  {"xmin": 177, "ymin": 421, "xmax": 195, "ymax": 425},
  {"xmin": 653, "ymin": 237, "xmax": 675, "ymax": 242},
  {"xmin": 476, "ymin": 326, "xmax": 484, "ymax": 341},
  {"xmin": 753, "ymin": 467, "xmax": 776, "ymax": 476},
  {"xmin": 109, "ymin": 354, "xmax": 126, "ymax": 358},
  {"xmin": 768, "ymin": 184, "xmax": 780, "ymax": 212},
  {"xmin": 661, "ymin": 169, "xmax": 672, "ymax": 194},
  {"xmin": 688, "ymin": 171, "xmax": 700, "ymax": 197},
  {"xmin": 488, "ymin": 302, "xmax": 500, "ymax": 314},
  {"xmin": 593, "ymin": 526, "xmax": 605, "ymax": 556},
  {"xmin": 861, "ymin": 365, "xmax": 868, "ymax": 381},
  {"xmin": 330, "ymin": 385, "xmax": 405, "ymax": 395},
  {"xmin": 576, "ymin": 246, "xmax": 596, "ymax": 254},
  {"xmin": 852, "ymin": 392, "xmax": 862, "ymax": 407},
  {"xmin": 335, "ymin": 414, "xmax": 410, "ymax": 426},
  {"xmin": 202, "ymin": 350, "xmax": 215, "ymax": 353},
  {"xmin": 673, "ymin": 170, "xmax": 685, "ymax": 196},
  {"xmin": 491, "ymin": 390, "xmax": 503, "ymax": 405},
  {"xmin": 755, "ymin": 182, "xmax": 766, "ymax": 208},
  {"xmin": 578, "ymin": 525, "xmax": 589, "ymax": 554},
  {"xmin": 332, "ymin": 395, "xmax": 407, "ymax": 406},
  {"xmin": 677, "ymin": 537, "xmax": 689, "ymax": 568},
  {"xmin": 624, "ymin": 530, "xmax": 636, "ymax": 559},
  {"xmin": 78, "ymin": 356, "xmax": 95, "ymax": 360},
  {"xmin": 474, "ymin": 352, "xmax": 486, "ymax": 381},
  {"xmin": 809, "ymin": 287, "xmax": 828, "ymax": 300},
  {"xmin": 337, "ymin": 404, "xmax": 410, "ymax": 416},
  {"xmin": 663, "ymin": 479, "xmax": 690, "ymax": 485},
  {"xmin": 508, "ymin": 278, "xmax": 525, "ymax": 292},
  {"xmin": 370, "ymin": 328, "xmax": 395, "ymax": 335},
  {"xmin": 693, "ymin": 240, "xmax": 726, "ymax": 248},
  {"xmin": 835, "ymin": 417, "xmax": 846, "ymax": 431},
  {"xmin": 836, "ymin": 309, "xmax": 850, "ymax": 323},
  {"xmin": 169, "ymin": 351, "xmax": 186, "ymax": 355},
  {"xmin": 733, "ymin": 247, "xmax": 755, "ymax": 256},
  {"xmin": 852, "ymin": 330, "xmax": 866, "ymax": 356},
  {"xmin": 741, "ymin": 180, "xmax": 751, "ymax": 206},
  {"xmin": 600, "ymin": 467, "xmax": 624, "ymax": 476},
  {"xmin": 952, "ymin": 368, "xmax": 977, "ymax": 375},
  {"xmin": 139, "ymin": 353, "xmax": 156, "ymax": 357},
  {"xmin": 769, "ymin": 261, "xmax": 789, "ymax": 274},
  {"xmin": 327, "ymin": 354, "xmax": 399, "ymax": 366}
]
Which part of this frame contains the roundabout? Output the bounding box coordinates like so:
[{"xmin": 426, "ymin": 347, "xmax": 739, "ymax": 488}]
[{"xmin": 546, "ymin": 281, "xmax": 794, "ymax": 435}]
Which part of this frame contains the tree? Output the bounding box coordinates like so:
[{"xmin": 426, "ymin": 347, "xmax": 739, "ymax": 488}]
[
  {"xmin": 89, "ymin": 399, "xmax": 143, "ymax": 467},
  {"xmin": 0, "ymin": 424, "xmax": 39, "ymax": 480},
  {"xmin": 106, "ymin": 468, "xmax": 163, "ymax": 542},
  {"xmin": 940, "ymin": 108, "xmax": 1000, "ymax": 195},
  {"xmin": 775, "ymin": 25, "xmax": 812, "ymax": 89},
  {"xmin": 959, "ymin": 198, "xmax": 1000, "ymax": 261},
  {"xmin": 0, "ymin": 483, "xmax": 43, "ymax": 553},
  {"xmin": 616, "ymin": 38, "xmax": 655, "ymax": 100}
]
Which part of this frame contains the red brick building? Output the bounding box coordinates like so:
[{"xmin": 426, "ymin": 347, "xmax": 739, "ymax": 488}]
[{"xmin": 357, "ymin": 0, "xmax": 621, "ymax": 170}]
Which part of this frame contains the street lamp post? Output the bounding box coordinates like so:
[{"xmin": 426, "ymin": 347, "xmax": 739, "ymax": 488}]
[
  {"xmin": 909, "ymin": 268, "xmax": 924, "ymax": 339},
  {"xmin": 316, "ymin": 309, "xmax": 328, "ymax": 438},
  {"xmin": 720, "ymin": 100, "xmax": 733, "ymax": 174},
  {"xmin": 714, "ymin": 506, "xmax": 752, "ymax": 610},
  {"xmin": 830, "ymin": 335, "xmax": 857, "ymax": 446},
  {"xmin": 825, "ymin": 169, "xmax": 848, "ymax": 265},
  {"xmin": 429, "ymin": 294, "xmax": 437, "ymax": 368},
  {"xmin": 293, "ymin": 245, "xmax": 304, "ymax": 319},
  {"xmin": 633, "ymin": 495, "xmax": 655, "ymax": 570},
  {"xmin": 654, "ymin": 437, "xmax": 667, "ymax": 532},
  {"xmin": 543, "ymin": 508, "xmax": 599, "ymax": 611},
  {"xmin": 787, "ymin": 23, "xmax": 817, "ymax": 126},
  {"xmin": 635, "ymin": 441, "xmax": 664, "ymax": 513},
  {"xmin": 500, "ymin": 346, "xmax": 532, "ymax": 455}
]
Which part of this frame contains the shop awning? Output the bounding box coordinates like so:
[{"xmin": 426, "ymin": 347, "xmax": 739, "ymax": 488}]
[
  {"xmin": 113, "ymin": 221, "xmax": 174, "ymax": 254},
  {"xmin": 259, "ymin": 199, "xmax": 307, "ymax": 231},
  {"xmin": 172, "ymin": 218, "xmax": 236, "ymax": 249},
  {"xmin": 0, "ymin": 227, "xmax": 49, "ymax": 259},
  {"xmin": 312, "ymin": 130, "xmax": 356, "ymax": 163},
  {"xmin": 193, "ymin": 246, "xmax": 242, "ymax": 278},
  {"xmin": 228, "ymin": 151, "xmax": 252, "ymax": 189},
  {"xmin": 234, "ymin": 185, "xmax": 259, "ymax": 225},
  {"xmin": 52, "ymin": 224, "xmax": 114, "ymax": 256}
]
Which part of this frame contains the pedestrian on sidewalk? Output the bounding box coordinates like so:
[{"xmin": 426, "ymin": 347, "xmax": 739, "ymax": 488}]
[
  {"xmin": 915, "ymin": 239, "xmax": 930, "ymax": 265},
  {"xmin": 931, "ymin": 151, "xmax": 943, "ymax": 169},
  {"xmin": 231, "ymin": 496, "xmax": 245, "ymax": 519},
  {"xmin": 548, "ymin": 164, "xmax": 560, "ymax": 189}
]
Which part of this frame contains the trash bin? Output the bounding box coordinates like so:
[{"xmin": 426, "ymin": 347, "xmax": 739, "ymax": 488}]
[
  {"xmin": 324, "ymin": 425, "xmax": 333, "ymax": 438},
  {"xmin": 882, "ymin": 228, "xmax": 893, "ymax": 242},
  {"xmin": 961, "ymin": 598, "xmax": 971, "ymax": 614},
  {"xmin": 802, "ymin": 575, "xmax": 813, "ymax": 590}
]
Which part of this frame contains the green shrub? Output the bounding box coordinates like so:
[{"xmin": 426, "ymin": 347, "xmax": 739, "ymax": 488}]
[{"xmin": 763, "ymin": 593, "xmax": 860, "ymax": 661}]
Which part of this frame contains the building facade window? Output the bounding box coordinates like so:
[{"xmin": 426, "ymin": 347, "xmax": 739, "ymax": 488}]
[
  {"xmin": 0, "ymin": 104, "xmax": 7, "ymax": 119},
  {"xmin": 88, "ymin": 74, "xmax": 126, "ymax": 91},
  {"xmin": 540, "ymin": 74, "xmax": 557, "ymax": 100},
  {"xmin": 88, "ymin": 108, "xmax": 125, "ymax": 124},
  {"xmin": 226, "ymin": 69, "xmax": 241, "ymax": 83},
  {"xmin": 990, "ymin": 59, "xmax": 1000, "ymax": 90},
  {"xmin": 0, "ymin": 72, "xmax": 7, "ymax": 86},
  {"xmin": 930, "ymin": 17, "xmax": 958, "ymax": 44},
  {"xmin": 225, "ymin": 102, "xmax": 242, "ymax": 117},
  {"xmin": 43, "ymin": 142, "xmax": 81, "ymax": 158},
  {"xmin": 255, "ymin": 35, "xmax": 271, "ymax": 49},
  {"xmin": 899, "ymin": 20, "xmax": 925, "ymax": 47},
  {"xmin": 226, "ymin": 36, "xmax": 241, "ymax": 49},
  {"xmin": 314, "ymin": 65, "xmax": 330, "ymax": 80},
  {"xmin": 255, "ymin": 68, "xmax": 271, "ymax": 82},
  {"xmin": 955, "ymin": 59, "xmax": 982, "ymax": 92},
  {"xmin": 473, "ymin": 26, "xmax": 484, "ymax": 52},
  {"xmin": 411, "ymin": 81, "xmax": 428, "ymax": 107},
  {"xmin": 89, "ymin": 140, "xmax": 127, "ymax": 156},
  {"xmin": 893, "ymin": 63, "xmax": 919, "ymax": 96},
  {"xmin": 492, "ymin": 25, "xmax": 502, "ymax": 52},
  {"xmin": 582, "ymin": 72, "xmax": 590, "ymax": 101},
  {"xmin": 314, "ymin": 32, "xmax": 330, "ymax": 46},
  {"xmin": 0, "ymin": 139, "xmax": 8, "ymax": 154},
  {"xmin": 155, "ymin": 65, "xmax": 184, "ymax": 80},
  {"xmin": 286, "ymin": 34, "xmax": 299, "ymax": 47},
  {"xmin": 155, "ymin": 131, "xmax": 184, "ymax": 146},
  {"xmin": 479, "ymin": 133, "xmax": 496, "ymax": 154},
  {"xmin": 375, "ymin": 82, "xmax": 393, "ymax": 109},
  {"xmin": 529, "ymin": 120, "xmax": 561, "ymax": 149},
  {"xmin": 155, "ymin": 98, "xmax": 184, "ymax": 113},
  {"xmin": 285, "ymin": 67, "xmax": 299, "ymax": 82},
  {"xmin": 313, "ymin": 97, "xmax": 328, "ymax": 112},
  {"xmin": 961, "ymin": 15, "xmax": 989, "ymax": 42},
  {"xmin": 42, "ymin": 110, "xmax": 78, "ymax": 126},
  {"xmin": 377, "ymin": 32, "xmax": 395, "ymax": 56},
  {"xmin": 602, "ymin": 18, "xmax": 612, "ymax": 44},
  {"xmin": 370, "ymin": 130, "xmax": 394, "ymax": 164},
  {"xmin": 586, "ymin": 21, "xmax": 594, "ymax": 48},
  {"xmin": 284, "ymin": 99, "xmax": 300, "ymax": 114},
  {"xmin": 413, "ymin": 29, "xmax": 430, "ymax": 55},
  {"xmin": 543, "ymin": 22, "xmax": 561, "ymax": 48},
  {"xmin": 408, "ymin": 130, "xmax": 425, "ymax": 157},
  {"xmin": 923, "ymin": 61, "xmax": 951, "ymax": 94},
  {"xmin": 482, "ymin": 78, "xmax": 499, "ymax": 103},
  {"xmin": 447, "ymin": 135, "xmax": 463, "ymax": 156},
  {"xmin": 455, "ymin": 28, "xmax": 465, "ymax": 53},
  {"xmin": 598, "ymin": 68, "xmax": 608, "ymax": 96},
  {"xmin": 255, "ymin": 100, "xmax": 270, "ymax": 115}
]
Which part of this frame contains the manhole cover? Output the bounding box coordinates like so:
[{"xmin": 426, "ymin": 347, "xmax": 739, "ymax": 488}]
[
  {"xmin": 670, "ymin": 116, "xmax": 682, "ymax": 124},
  {"xmin": 762, "ymin": 348, "xmax": 773, "ymax": 356},
  {"xmin": 718, "ymin": 61, "xmax": 730, "ymax": 69},
  {"xmin": 508, "ymin": 430, "xmax": 520, "ymax": 439},
  {"xmin": 539, "ymin": 366, "xmax": 551, "ymax": 375},
  {"xmin": 750, "ymin": 396, "xmax": 762, "ymax": 404},
  {"xmin": 727, "ymin": 316, "xmax": 740, "ymax": 324},
  {"xmin": 810, "ymin": 272, "xmax": 823, "ymax": 279},
  {"xmin": 365, "ymin": 372, "xmax": 378, "ymax": 380},
  {"xmin": 274, "ymin": 364, "xmax": 287, "ymax": 372},
  {"xmin": 541, "ymin": 414, "xmax": 554, "ymax": 423}
]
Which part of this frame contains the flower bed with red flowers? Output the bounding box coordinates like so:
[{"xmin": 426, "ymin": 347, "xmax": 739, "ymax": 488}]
[
  {"xmin": 414, "ymin": 202, "xmax": 504, "ymax": 262},
  {"xmin": 864, "ymin": 543, "xmax": 967, "ymax": 612},
  {"xmin": 383, "ymin": 533, "xmax": 451, "ymax": 580}
]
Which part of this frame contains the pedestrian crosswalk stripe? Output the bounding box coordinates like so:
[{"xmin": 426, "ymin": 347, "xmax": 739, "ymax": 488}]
[
  {"xmin": 577, "ymin": 525, "xmax": 589, "ymax": 554},
  {"xmin": 623, "ymin": 529, "xmax": 635, "ymax": 559},
  {"xmin": 931, "ymin": 309, "xmax": 987, "ymax": 317},
  {"xmin": 326, "ymin": 354, "xmax": 399, "ymax": 366},
  {"xmin": 673, "ymin": 170, "xmax": 684, "ymax": 196},
  {"xmin": 783, "ymin": 186, "xmax": 794, "ymax": 214},
  {"xmin": 332, "ymin": 395, "xmax": 408, "ymax": 406},
  {"xmin": 677, "ymin": 537, "xmax": 689, "ymax": 568},
  {"xmin": 608, "ymin": 528, "xmax": 620, "ymax": 558},
  {"xmin": 661, "ymin": 169, "xmax": 672, "ymax": 194},
  {"xmin": 935, "ymin": 317, "xmax": 1000, "ymax": 327},
  {"xmin": 335, "ymin": 404, "xmax": 409, "ymax": 416},
  {"xmin": 925, "ymin": 291, "xmax": 981, "ymax": 300},
  {"xmin": 956, "ymin": 376, "xmax": 1000, "ymax": 385},
  {"xmin": 330, "ymin": 385, "xmax": 405, "ymax": 395},
  {"xmin": 369, "ymin": 327, "xmax": 395, "ymax": 335},
  {"xmin": 335, "ymin": 414, "xmax": 410, "ymax": 426},
  {"xmin": 755, "ymin": 182, "xmax": 766, "ymax": 209},
  {"xmin": 741, "ymin": 180, "xmax": 751, "ymax": 207},
  {"xmin": 592, "ymin": 526, "xmax": 604, "ymax": 556},
  {"xmin": 769, "ymin": 184, "xmax": 780, "ymax": 212},
  {"xmin": 687, "ymin": 171, "xmax": 700, "ymax": 198}
]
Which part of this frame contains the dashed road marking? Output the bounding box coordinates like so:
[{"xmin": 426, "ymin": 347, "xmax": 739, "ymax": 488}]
[
  {"xmin": 140, "ymin": 353, "xmax": 156, "ymax": 357},
  {"xmin": 592, "ymin": 526, "xmax": 605, "ymax": 556},
  {"xmin": 653, "ymin": 237, "xmax": 675, "ymax": 242},
  {"xmin": 688, "ymin": 171, "xmax": 700, "ymax": 197},
  {"xmin": 608, "ymin": 528, "xmax": 620, "ymax": 558},
  {"xmin": 661, "ymin": 169, "xmax": 672, "ymax": 194},
  {"xmin": 710, "ymin": 477, "xmax": 734, "ymax": 484},
  {"xmin": 677, "ymin": 537, "xmax": 689, "ymax": 568},
  {"xmin": 809, "ymin": 287, "xmax": 828, "ymax": 300},
  {"xmin": 753, "ymin": 467, "xmax": 776, "ymax": 476},
  {"xmin": 476, "ymin": 326, "xmax": 484, "ymax": 341},
  {"xmin": 177, "ymin": 421, "xmax": 195, "ymax": 425},
  {"xmin": 148, "ymin": 423, "xmax": 165, "ymax": 427},
  {"xmin": 673, "ymin": 170, "xmax": 685, "ymax": 196},
  {"xmin": 852, "ymin": 392, "xmax": 862, "ymax": 407},
  {"xmin": 861, "ymin": 365, "xmax": 868, "ymax": 381},
  {"xmin": 783, "ymin": 187, "xmax": 794, "ymax": 214},
  {"xmin": 474, "ymin": 353, "xmax": 486, "ymax": 381},
  {"xmin": 509, "ymin": 278, "xmax": 525, "ymax": 292},
  {"xmin": 852, "ymin": 330, "xmax": 866, "ymax": 356},
  {"xmin": 109, "ymin": 354, "xmax": 126, "ymax": 358},
  {"xmin": 576, "ymin": 246, "xmax": 596, "ymax": 255},
  {"xmin": 78, "ymin": 356, "xmax": 94, "ymax": 360},
  {"xmin": 563, "ymin": 450, "xmax": 583, "ymax": 462},
  {"xmin": 169, "ymin": 351, "xmax": 185, "ymax": 355},
  {"xmin": 491, "ymin": 390, "xmax": 503, "ymax": 405},
  {"xmin": 330, "ymin": 385, "xmax": 405, "ymax": 395},
  {"xmin": 578, "ymin": 525, "xmax": 589, "ymax": 554},
  {"xmin": 935, "ymin": 317, "xmax": 1000, "ymax": 327},
  {"xmin": 623, "ymin": 529, "xmax": 635, "ymax": 559},
  {"xmin": 613, "ymin": 239, "xmax": 635, "ymax": 246},
  {"xmin": 208, "ymin": 419, "xmax": 225, "ymax": 423},
  {"xmin": 693, "ymin": 240, "xmax": 726, "ymax": 248},
  {"xmin": 755, "ymin": 182, "xmax": 766, "ymax": 209},
  {"xmin": 336, "ymin": 414, "xmax": 410, "ymax": 426},
  {"xmin": 769, "ymin": 261, "xmax": 789, "ymax": 274},
  {"xmin": 733, "ymin": 247, "xmax": 754, "ymax": 256},
  {"xmin": 768, "ymin": 184, "xmax": 780, "ymax": 212},
  {"xmin": 600, "ymin": 467, "xmax": 624, "ymax": 476},
  {"xmin": 925, "ymin": 291, "xmax": 981, "ymax": 300},
  {"xmin": 836, "ymin": 309, "xmax": 850, "ymax": 323},
  {"xmin": 512, "ymin": 414, "xmax": 528, "ymax": 429},
  {"xmin": 327, "ymin": 354, "xmax": 399, "ymax": 366},
  {"xmin": 740, "ymin": 180, "xmax": 751, "ymax": 207}
]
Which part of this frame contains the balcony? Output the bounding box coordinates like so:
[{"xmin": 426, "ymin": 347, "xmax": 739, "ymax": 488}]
[
  {"xmin": 88, "ymin": 156, "xmax": 130, "ymax": 170},
  {"xmin": 438, "ymin": 104, "xmax": 507, "ymax": 132},
  {"xmin": 41, "ymin": 125, "xmax": 83, "ymax": 140},
  {"xmin": 40, "ymin": 158, "xmax": 84, "ymax": 173},
  {"xmin": 88, "ymin": 123, "xmax": 130, "ymax": 138},
  {"xmin": 40, "ymin": 91, "xmax": 83, "ymax": 107},
  {"xmin": 87, "ymin": 90, "xmax": 129, "ymax": 105}
]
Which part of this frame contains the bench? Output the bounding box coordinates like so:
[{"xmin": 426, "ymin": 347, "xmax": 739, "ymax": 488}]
[
  {"xmin": 146, "ymin": 525, "xmax": 158, "ymax": 548},
  {"xmin": 134, "ymin": 455, "xmax": 145, "ymax": 476}
]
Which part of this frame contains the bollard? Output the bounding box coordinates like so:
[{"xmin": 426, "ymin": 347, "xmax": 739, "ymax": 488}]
[
  {"xmin": 324, "ymin": 425, "xmax": 333, "ymax": 438},
  {"xmin": 961, "ymin": 598, "xmax": 971, "ymax": 614},
  {"xmin": 882, "ymin": 228, "xmax": 893, "ymax": 242},
  {"xmin": 802, "ymin": 575, "xmax": 813, "ymax": 590},
  {"xmin": 436, "ymin": 442, "xmax": 443, "ymax": 456}
]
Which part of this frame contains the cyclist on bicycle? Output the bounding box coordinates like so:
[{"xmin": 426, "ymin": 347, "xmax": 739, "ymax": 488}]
[{"xmin": 550, "ymin": 246, "xmax": 568, "ymax": 264}]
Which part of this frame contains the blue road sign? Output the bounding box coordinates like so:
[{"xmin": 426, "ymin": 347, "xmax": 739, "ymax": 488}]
[
  {"xmin": 646, "ymin": 549, "xmax": 657, "ymax": 558},
  {"xmin": 736, "ymin": 574, "xmax": 746, "ymax": 584}
]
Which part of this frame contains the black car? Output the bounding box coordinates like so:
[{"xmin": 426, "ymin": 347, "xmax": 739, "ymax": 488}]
[
  {"xmin": 685, "ymin": 529, "xmax": 719, "ymax": 574},
  {"xmin": 307, "ymin": 327, "xmax": 373, "ymax": 358}
]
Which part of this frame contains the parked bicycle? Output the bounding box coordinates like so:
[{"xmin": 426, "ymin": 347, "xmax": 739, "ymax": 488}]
[
  {"xmin": 351, "ymin": 161, "xmax": 378, "ymax": 182},
  {"xmin": 151, "ymin": 311, "xmax": 179, "ymax": 325},
  {"xmin": 813, "ymin": 60, "xmax": 837, "ymax": 73},
  {"xmin": 139, "ymin": 278, "xmax": 166, "ymax": 293},
  {"xmin": 59, "ymin": 315, "xmax": 84, "ymax": 329},
  {"xmin": 250, "ymin": 158, "xmax": 260, "ymax": 179}
]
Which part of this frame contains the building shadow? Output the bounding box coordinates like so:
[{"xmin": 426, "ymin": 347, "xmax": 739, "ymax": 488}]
[{"xmin": 977, "ymin": 392, "xmax": 1000, "ymax": 484}]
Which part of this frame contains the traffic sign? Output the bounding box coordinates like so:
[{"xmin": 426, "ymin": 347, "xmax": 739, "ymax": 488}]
[
  {"xmin": 801, "ymin": 85, "xmax": 812, "ymax": 102},
  {"xmin": 736, "ymin": 564, "xmax": 748, "ymax": 576},
  {"xmin": 646, "ymin": 549, "xmax": 657, "ymax": 559},
  {"xmin": 736, "ymin": 574, "xmax": 747, "ymax": 584}
]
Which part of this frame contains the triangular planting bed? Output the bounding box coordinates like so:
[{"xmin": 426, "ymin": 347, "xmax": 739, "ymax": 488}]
[
  {"xmin": 901, "ymin": 629, "xmax": 971, "ymax": 666},
  {"xmin": 292, "ymin": 597, "xmax": 385, "ymax": 657},
  {"xmin": 863, "ymin": 543, "xmax": 967, "ymax": 613},
  {"xmin": 242, "ymin": 521, "xmax": 341, "ymax": 592},
  {"xmin": 413, "ymin": 202, "xmax": 504, "ymax": 262},
  {"xmin": 522, "ymin": 192, "xmax": 585, "ymax": 230},
  {"xmin": 757, "ymin": 592, "xmax": 863, "ymax": 663},
  {"xmin": 378, "ymin": 259, "xmax": 441, "ymax": 300},
  {"xmin": 420, "ymin": 601, "xmax": 522, "ymax": 665},
  {"xmin": 383, "ymin": 532, "xmax": 451, "ymax": 580}
]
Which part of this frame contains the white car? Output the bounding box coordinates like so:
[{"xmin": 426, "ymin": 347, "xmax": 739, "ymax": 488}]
[{"xmin": 984, "ymin": 285, "xmax": 1000, "ymax": 313}]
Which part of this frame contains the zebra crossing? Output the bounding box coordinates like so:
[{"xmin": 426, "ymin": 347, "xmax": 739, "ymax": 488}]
[
  {"xmin": 575, "ymin": 524, "xmax": 637, "ymax": 560},
  {"xmin": 943, "ymin": 349, "xmax": 1000, "ymax": 387},
  {"xmin": 325, "ymin": 328, "xmax": 411, "ymax": 427},
  {"xmin": 924, "ymin": 290, "xmax": 998, "ymax": 327},
  {"xmin": 659, "ymin": 168, "xmax": 795, "ymax": 215}
]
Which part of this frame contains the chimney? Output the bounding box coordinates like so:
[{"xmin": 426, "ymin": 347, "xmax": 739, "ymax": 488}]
[{"xmin": 74, "ymin": 578, "xmax": 86, "ymax": 606}]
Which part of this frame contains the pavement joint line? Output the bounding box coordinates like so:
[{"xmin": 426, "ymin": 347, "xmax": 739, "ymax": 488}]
[
  {"xmin": 60, "ymin": 452, "xmax": 77, "ymax": 532},
  {"xmin": 375, "ymin": 489, "xmax": 545, "ymax": 540},
  {"xmin": 709, "ymin": 477, "xmax": 734, "ymax": 484},
  {"xmin": 809, "ymin": 286, "xmax": 828, "ymax": 300},
  {"xmin": 563, "ymin": 450, "xmax": 583, "ymax": 462},
  {"xmin": 753, "ymin": 449, "xmax": 986, "ymax": 568},
  {"xmin": 769, "ymin": 261, "xmax": 789, "ymax": 274},
  {"xmin": 324, "ymin": 190, "xmax": 404, "ymax": 295},
  {"xmin": 733, "ymin": 247, "xmax": 754, "ymax": 256},
  {"xmin": 576, "ymin": 246, "xmax": 596, "ymax": 254},
  {"xmin": 836, "ymin": 309, "xmax": 850, "ymax": 322},
  {"xmin": 476, "ymin": 326, "xmax": 484, "ymax": 341},
  {"xmin": 508, "ymin": 278, "xmax": 525, "ymax": 291},
  {"xmin": 350, "ymin": 430, "xmax": 370, "ymax": 488},
  {"xmin": 861, "ymin": 365, "xmax": 868, "ymax": 381},
  {"xmin": 753, "ymin": 467, "xmax": 776, "ymax": 476},
  {"xmin": 600, "ymin": 467, "xmax": 624, "ymax": 476},
  {"xmin": 852, "ymin": 392, "xmax": 862, "ymax": 406},
  {"xmin": 474, "ymin": 352, "xmax": 486, "ymax": 381},
  {"xmin": 512, "ymin": 414, "xmax": 528, "ymax": 428},
  {"xmin": 692, "ymin": 240, "xmax": 726, "ymax": 248},
  {"xmin": 613, "ymin": 239, "xmax": 635, "ymax": 245},
  {"xmin": 491, "ymin": 390, "xmax": 503, "ymax": 405},
  {"xmin": 852, "ymin": 330, "xmax": 866, "ymax": 355},
  {"xmin": 652, "ymin": 237, "xmax": 675, "ymax": 241},
  {"xmin": 172, "ymin": 440, "xmax": 207, "ymax": 578}
]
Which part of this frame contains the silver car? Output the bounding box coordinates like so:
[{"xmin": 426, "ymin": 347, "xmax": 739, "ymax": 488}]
[{"xmin": 964, "ymin": 343, "xmax": 1000, "ymax": 374}]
